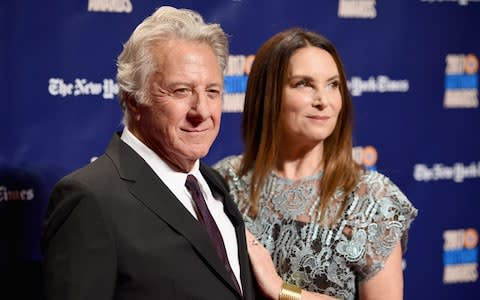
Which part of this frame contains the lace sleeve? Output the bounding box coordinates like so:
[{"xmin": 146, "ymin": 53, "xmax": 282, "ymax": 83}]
[{"xmin": 352, "ymin": 171, "xmax": 418, "ymax": 282}]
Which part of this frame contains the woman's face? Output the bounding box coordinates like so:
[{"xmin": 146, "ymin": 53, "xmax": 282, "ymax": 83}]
[{"xmin": 280, "ymin": 46, "xmax": 342, "ymax": 148}]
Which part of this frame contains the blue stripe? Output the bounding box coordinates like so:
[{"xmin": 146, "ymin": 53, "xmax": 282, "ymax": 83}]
[
  {"xmin": 443, "ymin": 248, "xmax": 478, "ymax": 265},
  {"xmin": 224, "ymin": 75, "xmax": 248, "ymax": 94},
  {"xmin": 444, "ymin": 74, "xmax": 478, "ymax": 89}
]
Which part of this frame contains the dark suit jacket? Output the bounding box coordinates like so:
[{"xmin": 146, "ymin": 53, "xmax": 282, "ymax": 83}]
[{"xmin": 41, "ymin": 133, "xmax": 256, "ymax": 300}]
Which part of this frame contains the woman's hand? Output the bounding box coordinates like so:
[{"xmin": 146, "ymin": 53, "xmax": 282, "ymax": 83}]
[
  {"xmin": 246, "ymin": 229, "xmax": 340, "ymax": 300},
  {"xmin": 245, "ymin": 230, "xmax": 283, "ymax": 299}
]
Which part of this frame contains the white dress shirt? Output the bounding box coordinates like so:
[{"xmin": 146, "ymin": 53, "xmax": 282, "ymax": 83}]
[{"xmin": 120, "ymin": 128, "xmax": 242, "ymax": 290}]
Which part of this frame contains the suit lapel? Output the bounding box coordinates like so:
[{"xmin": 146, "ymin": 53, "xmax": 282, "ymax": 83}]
[{"xmin": 105, "ymin": 134, "xmax": 243, "ymax": 297}]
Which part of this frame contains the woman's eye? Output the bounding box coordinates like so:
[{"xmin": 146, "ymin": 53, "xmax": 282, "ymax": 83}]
[
  {"xmin": 294, "ymin": 80, "xmax": 311, "ymax": 88},
  {"xmin": 327, "ymin": 80, "xmax": 340, "ymax": 89}
]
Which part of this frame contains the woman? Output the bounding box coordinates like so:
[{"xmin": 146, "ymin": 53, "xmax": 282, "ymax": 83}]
[{"xmin": 214, "ymin": 28, "xmax": 417, "ymax": 300}]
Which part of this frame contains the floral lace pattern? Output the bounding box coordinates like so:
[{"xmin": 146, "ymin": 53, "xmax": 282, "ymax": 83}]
[{"xmin": 214, "ymin": 155, "xmax": 417, "ymax": 300}]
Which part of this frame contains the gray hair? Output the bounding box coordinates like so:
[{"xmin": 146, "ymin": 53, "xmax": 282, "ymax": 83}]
[{"xmin": 116, "ymin": 6, "xmax": 229, "ymax": 125}]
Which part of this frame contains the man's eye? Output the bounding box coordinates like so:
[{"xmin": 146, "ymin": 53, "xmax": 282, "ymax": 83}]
[
  {"xmin": 207, "ymin": 89, "xmax": 221, "ymax": 99},
  {"xmin": 172, "ymin": 88, "xmax": 192, "ymax": 97}
]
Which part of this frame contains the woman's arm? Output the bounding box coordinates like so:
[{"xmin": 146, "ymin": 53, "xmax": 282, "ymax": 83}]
[{"xmin": 358, "ymin": 242, "xmax": 403, "ymax": 300}]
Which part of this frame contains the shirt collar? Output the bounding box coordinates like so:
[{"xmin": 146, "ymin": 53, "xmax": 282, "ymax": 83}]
[{"xmin": 120, "ymin": 127, "xmax": 201, "ymax": 197}]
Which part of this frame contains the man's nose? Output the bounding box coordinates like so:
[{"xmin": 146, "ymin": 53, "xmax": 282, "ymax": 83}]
[{"xmin": 189, "ymin": 91, "xmax": 210, "ymax": 119}]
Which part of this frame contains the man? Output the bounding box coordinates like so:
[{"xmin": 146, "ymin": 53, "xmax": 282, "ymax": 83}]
[{"xmin": 41, "ymin": 6, "xmax": 255, "ymax": 300}]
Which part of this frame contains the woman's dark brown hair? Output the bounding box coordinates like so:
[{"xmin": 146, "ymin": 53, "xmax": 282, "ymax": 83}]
[{"xmin": 240, "ymin": 28, "xmax": 361, "ymax": 222}]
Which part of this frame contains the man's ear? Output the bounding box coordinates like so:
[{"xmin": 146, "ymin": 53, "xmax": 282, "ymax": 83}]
[{"xmin": 126, "ymin": 95, "xmax": 141, "ymax": 121}]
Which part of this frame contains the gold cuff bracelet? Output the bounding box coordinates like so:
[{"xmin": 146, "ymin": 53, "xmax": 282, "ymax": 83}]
[{"xmin": 279, "ymin": 281, "xmax": 301, "ymax": 300}]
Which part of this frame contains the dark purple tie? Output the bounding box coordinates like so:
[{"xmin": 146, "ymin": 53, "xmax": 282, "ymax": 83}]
[{"xmin": 185, "ymin": 174, "xmax": 242, "ymax": 294}]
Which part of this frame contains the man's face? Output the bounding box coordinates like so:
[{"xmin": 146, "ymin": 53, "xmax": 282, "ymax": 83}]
[{"xmin": 131, "ymin": 39, "xmax": 223, "ymax": 172}]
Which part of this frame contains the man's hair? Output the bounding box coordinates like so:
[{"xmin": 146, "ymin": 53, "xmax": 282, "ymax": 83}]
[
  {"xmin": 116, "ymin": 6, "xmax": 229, "ymax": 124},
  {"xmin": 240, "ymin": 28, "xmax": 360, "ymax": 221}
]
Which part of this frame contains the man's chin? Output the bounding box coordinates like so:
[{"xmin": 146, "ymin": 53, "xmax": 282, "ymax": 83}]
[{"xmin": 182, "ymin": 147, "xmax": 211, "ymax": 160}]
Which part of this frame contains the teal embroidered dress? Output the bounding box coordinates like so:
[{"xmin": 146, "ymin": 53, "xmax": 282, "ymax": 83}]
[{"xmin": 214, "ymin": 155, "xmax": 417, "ymax": 300}]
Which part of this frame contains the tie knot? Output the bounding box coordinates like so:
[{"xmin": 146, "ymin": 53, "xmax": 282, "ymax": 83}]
[
  {"xmin": 185, "ymin": 174, "xmax": 202, "ymax": 199},
  {"xmin": 185, "ymin": 174, "xmax": 199, "ymax": 190},
  {"xmin": 185, "ymin": 174, "xmax": 207, "ymax": 225}
]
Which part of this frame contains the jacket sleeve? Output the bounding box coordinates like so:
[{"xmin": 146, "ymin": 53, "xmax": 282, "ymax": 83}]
[{"xmin": 41, "ymin": 177, "xmax": 117, "ymax": 300}]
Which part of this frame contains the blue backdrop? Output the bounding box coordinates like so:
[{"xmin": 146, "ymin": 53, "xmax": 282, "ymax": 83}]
[{"xmin": 1, "ymin": 1, "xmax": 479, "ymax": 299}]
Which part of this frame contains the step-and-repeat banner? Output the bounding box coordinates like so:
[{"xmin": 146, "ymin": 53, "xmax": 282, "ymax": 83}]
[{"xmin": 1, "ymin": 1, "xmax": 479, "ymax": 299}]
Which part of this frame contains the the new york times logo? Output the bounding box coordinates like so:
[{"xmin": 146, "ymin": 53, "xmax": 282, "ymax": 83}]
[
  {"xmin": 347, "ymin": 75, "xmax": 409, "ymax": 96},
  {"xmin": 0, "ymin": 185, "xmax": 34, "ymax": 202},
  {"xmin": 48, "ymin": 78, "xmax": 118, "ymax": 99},
  {"xmin": 88, "ymin": 0, "xmax": 132, "ymax": 13},
  {"xmin": 414, "ymin": 161, "xmax": 480, "ymax": 183}
]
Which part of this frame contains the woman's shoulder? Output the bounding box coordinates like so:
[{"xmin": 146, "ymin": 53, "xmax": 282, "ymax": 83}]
[
  {"xmin": 353, "ymin": 169, "xmax": 418, "ymax": 222},
  {"xmin": 212, "ymin": 154, "xmax": 243, "ymax": 176},
  {"xmin": 212, "ymin": 155, "xmax": 250, "ymax": 188},
  {"xmin": 213, "ymin": 154, "xmax": 251, "ymax": 210},
  {"xmin": 357, "ymin": 170, "xmax": 406, "ymax": 198}
]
